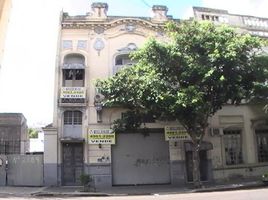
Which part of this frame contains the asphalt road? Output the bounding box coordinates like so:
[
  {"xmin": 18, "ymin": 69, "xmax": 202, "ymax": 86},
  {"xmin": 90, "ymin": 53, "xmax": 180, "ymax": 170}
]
[{"xmin": 1, "ymin": 187, "xmax": 268, "ymax": 200}]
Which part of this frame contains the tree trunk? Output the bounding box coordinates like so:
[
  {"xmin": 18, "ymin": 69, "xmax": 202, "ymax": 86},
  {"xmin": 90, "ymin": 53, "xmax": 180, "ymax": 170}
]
[{"xmin": 192, "ymin": 141, "xmax": 202, "ymax": 188}]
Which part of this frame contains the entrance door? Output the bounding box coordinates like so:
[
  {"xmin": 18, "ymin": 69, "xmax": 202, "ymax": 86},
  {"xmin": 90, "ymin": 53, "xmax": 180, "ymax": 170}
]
[
  {"xmin": 185, "ymin": 150, "xmax": 208, "ymax": 182},
  {"xmin": 62, "ymin": 143, "xmax": 83, "ymax": 185}
]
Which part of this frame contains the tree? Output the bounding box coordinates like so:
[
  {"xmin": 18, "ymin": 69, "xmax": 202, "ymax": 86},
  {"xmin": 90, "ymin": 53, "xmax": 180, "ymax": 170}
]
[
  {"xmin": 96, "ymin": 21, "xmax": 266, "ymax": 187},
  {"xmin": 28, "ymin": 128, "xmax": 38, "ymax": 138}
]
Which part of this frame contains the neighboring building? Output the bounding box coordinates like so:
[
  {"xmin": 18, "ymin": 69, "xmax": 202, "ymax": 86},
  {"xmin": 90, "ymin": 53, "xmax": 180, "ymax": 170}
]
[
  {"xmin": 0, "ymin": 113, "xmax": 29, "ymax": 154},
  {"xmin": 44, "ymin": 2, "xmax": 268, "ymax": 188},
  {"xmin": 0, "ymin": 0, "xmax": 12, "ymax": 69},
  {"xmin": 193, "ymin": 7, "xmax": 268, "ymax": 38}
]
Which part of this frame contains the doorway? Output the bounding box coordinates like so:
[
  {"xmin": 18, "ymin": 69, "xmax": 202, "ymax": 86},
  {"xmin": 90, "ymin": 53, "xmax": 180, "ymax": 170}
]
[{"xmin": 62, "ymin": 143, "xmax": 83, "ymax": 185}]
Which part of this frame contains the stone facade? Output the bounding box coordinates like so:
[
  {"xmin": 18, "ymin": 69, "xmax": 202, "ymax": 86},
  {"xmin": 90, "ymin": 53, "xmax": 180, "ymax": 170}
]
[{"xmin": 44, "ymin": 2, "xmax": 268, "ymax": 188}]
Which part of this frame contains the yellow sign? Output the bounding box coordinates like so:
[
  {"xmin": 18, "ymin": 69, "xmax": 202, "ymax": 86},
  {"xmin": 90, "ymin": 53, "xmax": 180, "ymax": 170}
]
[
  {"xmin": 60, "ymin": 87, "xmax": 86, "ymax": 99},
  {"xmin": 88, "ymin": 129, "xmax": 115, "ymax": 144},
  {"xmin": 165, "ymin": 126, "xmax": 189, "ymax": 141}
]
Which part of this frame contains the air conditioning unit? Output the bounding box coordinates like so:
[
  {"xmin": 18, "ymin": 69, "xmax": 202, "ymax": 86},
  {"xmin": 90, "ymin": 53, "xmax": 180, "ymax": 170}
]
[
  {"xmin": 94, "ymin": 93, "xmax": 104, "ymax": 103},
  {"xmin": 209, "ymin": 127, "xmax": 223, "ymax": 136}
]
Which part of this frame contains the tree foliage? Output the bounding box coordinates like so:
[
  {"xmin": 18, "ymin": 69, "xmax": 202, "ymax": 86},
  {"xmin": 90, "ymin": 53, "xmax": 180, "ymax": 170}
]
[
  {"xmin": 28, "ymin": 128, "xmax": 38, "ymax": 138},
  {"xmin": 96, "ymin": 20, "xmax": 267, "ymax": 186}
]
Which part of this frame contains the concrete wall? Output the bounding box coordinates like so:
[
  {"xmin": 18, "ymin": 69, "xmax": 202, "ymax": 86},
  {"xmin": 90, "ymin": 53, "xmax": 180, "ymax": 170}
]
[{"xmin": 43, "ymin": 127, "xmax": 58, "ymax": 186}]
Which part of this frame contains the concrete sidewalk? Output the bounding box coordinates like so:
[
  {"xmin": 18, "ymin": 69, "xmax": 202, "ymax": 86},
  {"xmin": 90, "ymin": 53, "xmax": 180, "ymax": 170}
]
[{"xmin": 0, "ymin": 180, "xmax": 266, "ymax": 197}]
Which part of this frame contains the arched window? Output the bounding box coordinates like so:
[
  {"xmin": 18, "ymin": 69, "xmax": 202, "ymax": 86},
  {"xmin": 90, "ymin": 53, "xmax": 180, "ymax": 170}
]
[
  {"xmin": 63, "ymin": 54, "xmax": 85, "ymax": 67},
  {"xmin": 113, "ymin": 54, "xmax": 136, "ymax": 74},
  {"xmin": 62, "ymin": 54, "xmax": 85, "ymax": 87}
]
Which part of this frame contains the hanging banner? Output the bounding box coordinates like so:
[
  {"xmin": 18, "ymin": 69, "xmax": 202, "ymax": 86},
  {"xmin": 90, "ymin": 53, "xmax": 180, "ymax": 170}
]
[
  {"xmin": 165, "ymin": 126, "xmax": 190, "ymax": 141},
  {"xmin": 88, "ymin": 129, "xmax": 115, "ymax": 144},
  {"xmin": 60, "ymin": 87, "xmax": 86, "ymax": 99}
]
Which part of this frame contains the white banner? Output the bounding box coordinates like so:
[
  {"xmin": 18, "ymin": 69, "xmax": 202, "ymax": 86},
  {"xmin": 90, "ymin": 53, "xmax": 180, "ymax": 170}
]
[
  {"xmin": 60, "ymin": 87, "xmax": 86, "ymax": 99},
  {"xmin": 88, "ymin": 129, "xmax": 115, "ymax": 144}
]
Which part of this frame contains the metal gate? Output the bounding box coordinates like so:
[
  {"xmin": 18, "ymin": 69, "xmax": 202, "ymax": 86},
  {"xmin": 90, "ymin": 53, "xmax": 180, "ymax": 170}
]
[
  {"xmin": 0, "ymin": 155, "xmax": 7, "ymax": 186},
  {"xmin": 5, "ymin": 155, "xmax": 43, "ymax": 186},
  {"xmin": 62, "ymin": 143, "xmax": 83, "ymax": 185},
  {"xmin": 112, "ymin": 132, "xmax": 170, "ymax": 185}
]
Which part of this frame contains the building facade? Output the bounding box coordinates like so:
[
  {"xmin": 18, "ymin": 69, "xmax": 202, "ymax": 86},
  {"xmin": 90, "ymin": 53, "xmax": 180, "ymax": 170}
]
[
  {"xmin": 44, "ymin": 2, "xmax": 268, "ymax": 188},
  {"xmin": 0, "ymin": 113, "xmax": 29, "ymax": 154},
  {"xmin": 0, "ymin": 0, "xmax": 12, "ymax": 69}
]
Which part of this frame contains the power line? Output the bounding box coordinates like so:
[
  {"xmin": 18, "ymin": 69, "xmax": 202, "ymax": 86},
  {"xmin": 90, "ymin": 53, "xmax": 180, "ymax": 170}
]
[{"xmin": 141, "ymin": 0, "xmax": 152, "ymax": 8}]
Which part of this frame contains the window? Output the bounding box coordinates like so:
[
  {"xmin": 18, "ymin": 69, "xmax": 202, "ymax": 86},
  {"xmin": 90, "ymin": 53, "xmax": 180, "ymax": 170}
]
[
  {"xmin": 256, "ymin": 130, "xmax": 268, "ymax": 162},
  {"xmin": 63, "ymin": 69, "xmax": 84, "ymax": 81},
  {"xmin": 223, "ymin": 129, "xmax": 243, "ymax": 165},
  {"xmin": 63, "ymin": 69, "xmax": 84, "ymax": 86},
  {"xmin": 114, "ymin": 54, "xmax": 137, "ymax": 74},
  {"xmin": 64, "ymin": 111, "xmax": 82, "ymax": 125},
  {"xmin": 115, "ymin": 54, "xmax": 132, "ymax": 66}
]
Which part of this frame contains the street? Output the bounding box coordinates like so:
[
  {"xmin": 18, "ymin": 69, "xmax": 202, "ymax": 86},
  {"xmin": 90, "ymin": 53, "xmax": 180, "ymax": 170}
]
[{"xmin": 1, "ymin": 187, "xmax": 268, "ymax": 200}]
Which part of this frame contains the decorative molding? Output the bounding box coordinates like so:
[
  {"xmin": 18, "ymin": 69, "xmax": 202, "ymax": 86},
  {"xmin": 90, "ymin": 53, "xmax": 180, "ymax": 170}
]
[
  {"xmin": 93, "ymin": 38, "xmax": 105, "ymax": 55},
  {"xmin": 125, "ymin": 23, "xmax": 136, "ymax": 32},
  {"xmin": 94, "ymin": 26, "xmax": 105, "ymax": 34},
  {"xmin": 62, "ymin": 18, "xmax": 164, "ymax": 32},
  {"xmin": 117, "ymin": 43, "xmax": 137, "ymax": 53}
]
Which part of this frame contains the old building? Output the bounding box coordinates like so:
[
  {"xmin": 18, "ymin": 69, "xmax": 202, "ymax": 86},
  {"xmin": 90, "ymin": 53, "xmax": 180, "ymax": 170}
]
[
  {"xmin": 0, "ymin": 113, "xmax": 29, "ymax": 154},
  {"xmin": 0, "ymin": 0, "xmax": 12, "ymax": 69},
  {"xmin": 44, "ymin": 2, "xmax": 268, "ymax": 188}
]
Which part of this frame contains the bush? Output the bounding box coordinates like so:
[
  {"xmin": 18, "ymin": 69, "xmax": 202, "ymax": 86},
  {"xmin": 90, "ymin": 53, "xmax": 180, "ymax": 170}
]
[
  {"xmin": 262, "ymin": 172, "xmax": 268, "ymax": 184},
  {"xmin": 80, "ymin": 174, "xmax": 95, "ymax": 192}
]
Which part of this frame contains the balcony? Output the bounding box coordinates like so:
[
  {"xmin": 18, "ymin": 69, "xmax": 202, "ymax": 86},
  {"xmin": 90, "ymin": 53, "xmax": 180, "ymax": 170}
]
[
  {"xmin": 62, "ymin": 125, "xmax": 83, "ymax": 139},
  {"xmin": 59, "ymin": 87, "xmax": 87, "ymax": 107}
]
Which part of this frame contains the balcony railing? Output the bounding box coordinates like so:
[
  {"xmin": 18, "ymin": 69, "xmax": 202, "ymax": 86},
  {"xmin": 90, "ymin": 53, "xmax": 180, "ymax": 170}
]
[
  {"xmin": 62, "ymin": 63, "xmax": 85, "ymax": 69},
  {"xmin": 62, "ymin": 125, "xmax": 83, "ymax": 139},
  {"xmin": 59, "ymin": 87, "xmax": 87, "ymax": 107}
]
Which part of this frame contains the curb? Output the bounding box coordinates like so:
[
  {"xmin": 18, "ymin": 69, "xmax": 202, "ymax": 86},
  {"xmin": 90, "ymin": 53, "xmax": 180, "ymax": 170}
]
[
  {"xmin": 1, "ymin": 182, "xmax": 266, "ymax": 197},
  {"xmin": 32, "ymin": 192, "xmax": 110, "ymax": 197},
  {"xmin": 193, "ymin": 182, "xmax": 265, "ymax": 193}
]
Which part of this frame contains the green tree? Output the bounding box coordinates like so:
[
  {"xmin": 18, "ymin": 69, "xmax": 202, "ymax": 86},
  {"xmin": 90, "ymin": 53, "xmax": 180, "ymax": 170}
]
[
  {"xmin": 28, "ymin": 128, "xmax": 38, "ymax": 138},
  {"xmin": 96, "ymin": 21, "xmax": 267, "ymax": 187}
]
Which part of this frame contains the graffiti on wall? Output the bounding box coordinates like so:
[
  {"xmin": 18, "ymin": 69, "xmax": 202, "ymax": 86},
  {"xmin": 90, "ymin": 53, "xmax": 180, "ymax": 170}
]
[{"xmin": 134, "ymin": 156, "xmax": 169, "ymax": 167}]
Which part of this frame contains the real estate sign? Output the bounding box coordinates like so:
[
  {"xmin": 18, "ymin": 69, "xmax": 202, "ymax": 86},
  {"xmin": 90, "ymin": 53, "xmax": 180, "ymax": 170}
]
[
  {"xmin": 165, "ymin": 126, "xmax": 190, "ymax": 141},
  {"xmin": 60, "ymin": 87, "xmax": 86, "ymax": 99},
  {"xmin": 88, "ymin": 129, "xmax": 115, "ymax": 144}
]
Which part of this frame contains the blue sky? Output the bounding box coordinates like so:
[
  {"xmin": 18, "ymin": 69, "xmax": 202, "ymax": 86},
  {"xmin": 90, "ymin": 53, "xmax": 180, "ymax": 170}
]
[
  {"xmin": 0, "ymin": 0, "xmax": 268, "ymax": 127},
  {"xmin": 62, "ymin": 0, "xmax": 202, "ymax": 18}
]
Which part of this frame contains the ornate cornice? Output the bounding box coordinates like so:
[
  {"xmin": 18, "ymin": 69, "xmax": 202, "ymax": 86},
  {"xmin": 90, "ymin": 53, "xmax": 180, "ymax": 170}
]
[{"xmin": 62, "ymin": 17, "xmax": 166, "ymax": 32}]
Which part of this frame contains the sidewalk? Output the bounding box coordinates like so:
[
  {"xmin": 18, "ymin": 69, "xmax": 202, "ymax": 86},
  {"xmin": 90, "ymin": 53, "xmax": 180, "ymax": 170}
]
[{"xmin": 0, "ymin": 180, "xmax": 265, "ymax": 197}]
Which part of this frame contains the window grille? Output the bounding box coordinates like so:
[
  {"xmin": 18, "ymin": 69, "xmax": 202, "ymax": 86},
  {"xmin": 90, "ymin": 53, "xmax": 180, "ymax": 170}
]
[
  {"xmin": 256, "ymin": 129, "xmax": 268, "ymax": 162},
  {"xmin": 223, "ymin": 129, "xmax": 243, "ymax": 165},
  {"xmin": 0, "ymin": 140, "xmax": 21, "ymax": 154}
]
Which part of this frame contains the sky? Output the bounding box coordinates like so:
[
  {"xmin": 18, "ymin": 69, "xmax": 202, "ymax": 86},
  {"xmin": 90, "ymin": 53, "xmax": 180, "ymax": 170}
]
[{"xmin": 0, "ymin": 0, "xmax": 268, "ymax": 127}]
